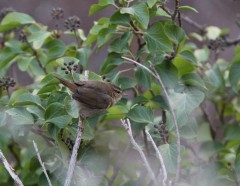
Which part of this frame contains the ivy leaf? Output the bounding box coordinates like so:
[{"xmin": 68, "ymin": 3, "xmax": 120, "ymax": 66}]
[
  {"xmin": 165, "ymin": 24, "xmax": 185, "ymax": 44},
  {"xmin": 6, "ymin": 107, "xmax": 34, "ymax": 125},
  {"xmin": 106, "ymin": 105, "xmax": 129, "ymax": 120},
  {"xmin": 120, "ymin": 2, "xmax": 149, "ymax": 29},
  {"xmin": 159, "ymin": 143, "xmax": 178, "ymax": 173},
  {"xmin": 127, "ymin": 105, "xmax": 154, "ymax": 123},
  {"xmin": 170, "ymin": 86, "xmax": 205, "ymax": 126},
  {"xmin": 76, "ymin": 47, "xmax": 91, "ymax": 67},
  {"xmin": 135, "ymin": 67, "xmax": 151, "ymax": 89},
  {"xmin": 155, "ymin": 60, "xmax": 178, "ymax": 89},
  {"xmin": 10, "ymin": 92, "xmax": 42, "ymax": 107},
  {"xmin": 181, "ymin": 72, "xmax": 207, "ymax": 91},
  {"xmin": 108, "ymin": 32, "xmax": 132, "ymax": 54},
  {"xmin": 147, "ymin": 0, "xmax": 158, "ymax": 8},
  {"xmin": 118, "ymin": 77, "xmax": 137, "ymax": 90},
  {"xmin": 174, "ymin": 50, "xmax": 198, "ymax": 76},
  {"xmin": 44, "ymin": 39, "xmax": 66, "ymax": 62},
  {"xmin": 110, "ymin": 10, "xmax": 130, "ymax": 25},
  {"xmin": 100, "ymin": 53, "xmax": 123, "ymax": 74},
  {"xmin": 89, "ymin": 0, "xmax": 115, "ymax": 15},
  {"xmin": 144, "ymin": 22, "xmax": 172, "ymax": 53},
  {"xmin": 0, "ymin": 12, "xmax": 35, "ymax": 32},
  {"xmin": 44, "ymin": 103, "xmax": 72, "ymax": 128}
]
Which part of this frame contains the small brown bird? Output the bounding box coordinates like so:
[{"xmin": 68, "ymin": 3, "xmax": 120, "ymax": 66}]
[{"xmin": 55, "ymin": 76, "xmax": 123, "ymax": 118}]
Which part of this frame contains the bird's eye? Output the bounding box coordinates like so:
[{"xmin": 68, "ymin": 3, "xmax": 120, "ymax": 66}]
[{"xmin": 116, "ymin": 90, "xmax": 121, "ymax": 94}]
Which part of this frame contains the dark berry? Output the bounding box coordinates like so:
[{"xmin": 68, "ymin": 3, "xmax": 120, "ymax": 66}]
[{"xmin": 51, "ymin": 7, "xmax": 64, "ymax": 20}]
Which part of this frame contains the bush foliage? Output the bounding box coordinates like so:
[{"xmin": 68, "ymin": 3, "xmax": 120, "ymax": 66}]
[{"xmin": 0, "ymin": 1, "xmax": 240, "ymax": 186}]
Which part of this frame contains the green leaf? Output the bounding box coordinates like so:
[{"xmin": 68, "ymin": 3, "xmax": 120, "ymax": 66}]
[
  {"xmin": 97, "ymin": 28, "xmax": 116, "ymax": 48},
  {"xmin": 224, "ymin": 125, "xmax": 240, "ymax": 141},
  {"xmin": 89, "ymin": 0, "xmax": 115, "ymax": 15},
  {"xmin": 165, "ymin": 24, "xmax": 185, "ymax": 44},
  {"xmin": 100, "ymin": 53, "xmax": 123, "ymax": 74},
  {"xmin": 128, "ymin": 105, "xmax": 154, "ymax": 123},
  {"xmin": 197, "ymin": 123, "xmax": 213, "ymax": 142},
  {"xmin": 0, "ymin": 12, "xmax": 35, "ymax": 32},
  {"xmin": 155, "ymin": 60, "xmax": 178, "ymax": 89},
  {"xmin": 135, "ymin": 67, "xmax": 151, "ymax": 89},
  {"xmin": 88, "ymin": 71, "xmax": 103, "ymax": 81},
  {"xmin": 181, "ymin": 72, "xmax": 207, "ymax": 91},
  {"xmin": 44, "ymin": 103, "xmax": 72, "ymax": 128},
  {"xmin": 10, "ymin": 92, "xmax": 42, "ymax": 107},
  {"xmin": 0, "ymin": 47, "xmax": 20, "ymax": 76},
  {"xmin": 6, "ymin": 107, "xmax": 34, "ymax": 125},
  {"xmin": 118, "ymin": 77, "xmax": 137, "ymax": 90},
  {"xmin": 120, "ymin": 2, "xmax": 149, "ymax": 29},
  {"xmin": 144, "ymin": 22, "xmax": 172, "ymax": 53},
  {"xmin": 28, "ymin": 28, "xmax": 51, "ymax": 49},
  {"xmin": 174, "ymin": 50, "xmax": 197, "ymax": 76},
  {"xmin": 235, "ymin": 154, "xmax": 240, "ymax": 182},
  {"xmin": 156, "ymin": 8, "xmax": 171, "ymax": 18},
  {"xmin": 110, "ymin": 10, "xmax": 130, "ymax": 25},
  {"xmin": 76, "ymin": 47, "xmax": 91, "ymax": 67},
  {"xmin": 56, "ymin": 57, "xmax": 79, "ymax": 66},
  {"xmin": 0, "ymin": 111, "xmax": 7, "ymax": 127},
  {"xmin": 229, "ymin": 50, "xmax": 240, "ymax": 93},
  {"xmin": 17, "ymin": 56, "xmax": 34, "ymax": 71},
  {"xmin": 170, "ymin": 86, "xmax": 205, "ymax": 126},
  {"xmin": 159, "ymin": 143, "xmax": 178, "ymax": 173},
  {"xmin": 44, "ymin": 39, "xmax": 66, "ymax": 62},
  {"xmin": 64, "ymin": 96, "xmax": 79, "ymax": 118},
  {"xmin": 199, "ymin": 141, "xmax": 224, "ymax": 160},
  {"xmin": 204, "ymin": 64, "xmax": 225, "ymax": 90},
  {"xmin": 108, "ymin": 32, "xmax": 132, "ymax": 54},
  {"xmin": 147, "ymin": 0, "xmax": 158, "ymax": 8},
  {"xmin": 178, "ymin": 6, "xmax": 198, "ymax": 13},
  {"xmin": 106, "ymin": 105, "xmax": 128, "ymax": 120}
]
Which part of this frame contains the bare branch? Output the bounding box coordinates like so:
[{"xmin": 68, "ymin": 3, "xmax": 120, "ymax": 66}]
[
  {"xmin": 121, "ymin": 57, "xmax": 158, "ymax": 79},
  {"xmin": 0, "ymin": 149, "xmax": 24, "ymax": 186},
  {"xmin": 64, "ymin": 70, "xmax": 88, "ymax": 186},
  {"xmin": 64, "ymin": 118, "xmax": 84, "ymax": 186},
  {"xmin": 145, "ymin": 130, "xmax": 167, "ymax": 186},
  {"xmin": 121, "ymin": 119, "xmax": 158, "ymax": 186},
  {"xmin": 32, "ymin": 141, "xmax": 53, "ymax": 186},
  {"xmin": 122, "ymin": 56, "xmax": 181, "ymax": 182}
]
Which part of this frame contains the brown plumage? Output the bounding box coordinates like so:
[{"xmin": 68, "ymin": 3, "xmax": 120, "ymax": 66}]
[{"xmin": 54, "ymin": 75, "xmax": 123, "ymax": 118}]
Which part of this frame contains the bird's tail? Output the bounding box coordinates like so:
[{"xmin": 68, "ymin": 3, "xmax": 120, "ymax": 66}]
[{"xmin": 54, "ymin": 75, "xmax": 78, "ymax": 93}]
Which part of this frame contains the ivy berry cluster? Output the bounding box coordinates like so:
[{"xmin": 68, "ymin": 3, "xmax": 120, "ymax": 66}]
[
  {"xmin": 0, "ymin": 77, "xmax": 16, "ymax": 89},
  {"xmin": 61, "ymin": 61, "xmax": 78, "ymax": 74}
]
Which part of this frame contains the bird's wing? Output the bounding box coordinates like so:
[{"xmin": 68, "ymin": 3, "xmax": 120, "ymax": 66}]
[{"xmin": 72, "ymin": 87, "xmax": 113, "ymax": 109}]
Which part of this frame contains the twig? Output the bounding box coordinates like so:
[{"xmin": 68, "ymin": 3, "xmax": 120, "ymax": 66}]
[
  {"xmin": 122, "ymin": 56, "xmax": 181, "ymax": 183},
  {"xmin": 64, "ymin": 70, "xmax": 88, "ymax": 186},
  {"xmin": 121, "ymin": 119, "xmax": 158, "ymax": 186},
  {"xmin": 145, "ymin": 130, "xmax": 167, "ymax": 186},
  {"xmin": 64, "ymin": 117, "xmax": 84, "ymax": 186},
  {"xmin": 32, "ymin": 141, "xmax": 52, "ymax": 186},
  {"xmin": 0, "ymin": 149, "xmax": 23, "ymax": 186},
  {"xmin": 172, "ymin": 0, "xmax": 180, "ymax": 23},
  {"xmin": 121, "ymin": 57, "xmax": 158, "ymax": 79},
  {"xmin": 182, "ymin": 16, "xmax": 205, "ymax": 34}
]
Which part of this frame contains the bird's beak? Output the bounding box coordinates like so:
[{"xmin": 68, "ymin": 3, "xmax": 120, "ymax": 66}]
[{"xmin": 122, "ymin": 92, "xmax": 128, "ymax": 97}]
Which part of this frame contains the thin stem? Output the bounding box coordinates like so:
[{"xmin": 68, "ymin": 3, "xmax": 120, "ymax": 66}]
[
  {"xmin": 121, "ymin": 57, "xmax": 158, "ymax": 79},
  {"xmin": 121, "ymin": 119, "xmax": 158, "ymax": 186},
  {"xmin": 73, "ymin": 30, "xmax": 81, "ymax": 48},
  {"xmin": 0, "ymin": 149, "xmax": 23, "ymax": 186},
  {"xmin": 26, "ymin": 41, "xmax": 47, "ymax": 74},
  {"xmin": 122, "ymin": 56, "xmax": 181, "ymax": 183},
  {"xmin": 145, "ymin": 130, "xmax": 167, "ymax": 186},
  {"xmin": 150, "ymin": 65, "xmax": 181, "ymax": 183},
  {"xmin": 64, "ymin": 117, "xmax": 84, "ymax": 186},
  {"xmin": 32, "ymin": 141, "xmax": 53, "ymax": 186}
]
